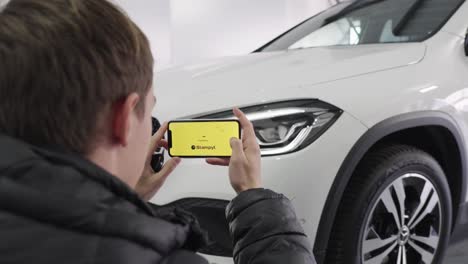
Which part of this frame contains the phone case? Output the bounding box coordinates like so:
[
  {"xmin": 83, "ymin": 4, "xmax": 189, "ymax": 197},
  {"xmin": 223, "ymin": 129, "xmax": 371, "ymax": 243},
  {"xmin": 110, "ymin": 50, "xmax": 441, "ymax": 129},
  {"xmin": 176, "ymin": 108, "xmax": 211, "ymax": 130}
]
[{"xmin": 168, "ymin": 119, "xmax": 241, "ymax": 158}]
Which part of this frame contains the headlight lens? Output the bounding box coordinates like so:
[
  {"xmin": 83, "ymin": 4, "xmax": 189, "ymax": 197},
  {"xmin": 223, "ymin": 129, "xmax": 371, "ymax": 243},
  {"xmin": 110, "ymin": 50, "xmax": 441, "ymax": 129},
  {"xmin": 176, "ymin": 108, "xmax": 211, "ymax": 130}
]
[{"xmin": 196, "ymin": 99, "xmax": 342, "ymax": 156}]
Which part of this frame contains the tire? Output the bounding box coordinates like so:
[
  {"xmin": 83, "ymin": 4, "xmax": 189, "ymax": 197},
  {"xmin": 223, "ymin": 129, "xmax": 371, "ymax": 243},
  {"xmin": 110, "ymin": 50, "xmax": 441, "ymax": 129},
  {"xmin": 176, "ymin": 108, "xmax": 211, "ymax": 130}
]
[{"xmin": 325, "ymin": 145, "xmax": 452, "ymax": 264}]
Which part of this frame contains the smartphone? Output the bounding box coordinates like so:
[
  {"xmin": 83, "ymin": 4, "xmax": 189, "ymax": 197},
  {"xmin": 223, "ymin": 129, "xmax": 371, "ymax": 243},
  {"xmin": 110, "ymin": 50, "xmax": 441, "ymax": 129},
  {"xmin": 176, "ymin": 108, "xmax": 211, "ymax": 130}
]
[{"xmin": 168, "ymin": 119, "xmax": 241, "ymax": 158}]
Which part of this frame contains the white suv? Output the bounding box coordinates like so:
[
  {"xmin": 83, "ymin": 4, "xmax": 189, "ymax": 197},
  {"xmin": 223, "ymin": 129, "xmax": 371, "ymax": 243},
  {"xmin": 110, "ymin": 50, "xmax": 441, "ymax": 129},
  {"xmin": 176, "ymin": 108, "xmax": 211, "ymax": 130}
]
[{"xmin": 152, "ymin": 0, "xmax": 468, "ymax": 263}]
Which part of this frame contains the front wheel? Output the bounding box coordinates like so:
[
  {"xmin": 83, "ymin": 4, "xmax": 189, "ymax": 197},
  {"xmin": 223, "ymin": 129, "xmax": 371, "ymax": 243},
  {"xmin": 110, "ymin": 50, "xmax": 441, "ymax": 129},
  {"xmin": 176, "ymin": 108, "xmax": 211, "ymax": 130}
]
[{"xmin": 326, "ymin": 145, "xmax": 452, "ymax": 264}]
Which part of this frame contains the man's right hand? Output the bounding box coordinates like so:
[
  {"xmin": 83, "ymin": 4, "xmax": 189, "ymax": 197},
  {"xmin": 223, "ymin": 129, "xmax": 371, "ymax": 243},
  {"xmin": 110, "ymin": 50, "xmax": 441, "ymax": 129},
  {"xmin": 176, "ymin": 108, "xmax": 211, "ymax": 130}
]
[{"xmin": 206, "ymin": 108, "xmax": 262, "ymax": 194}]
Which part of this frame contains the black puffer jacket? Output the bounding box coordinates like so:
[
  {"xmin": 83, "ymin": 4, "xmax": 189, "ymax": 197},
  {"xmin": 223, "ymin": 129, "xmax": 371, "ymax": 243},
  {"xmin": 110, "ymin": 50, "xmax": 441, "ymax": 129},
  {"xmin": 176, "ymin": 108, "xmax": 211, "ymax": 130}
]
[{"xmin": 0, "ymin": 135, "xmax": 315, "ymax": 264}]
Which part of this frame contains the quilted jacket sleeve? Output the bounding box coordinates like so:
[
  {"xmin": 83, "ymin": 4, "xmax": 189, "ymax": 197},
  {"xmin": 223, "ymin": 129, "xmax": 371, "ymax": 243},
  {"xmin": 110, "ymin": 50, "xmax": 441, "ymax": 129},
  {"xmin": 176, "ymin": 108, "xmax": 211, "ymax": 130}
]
[{"xmin": 226, "ymin": 189, "xmax": 316, "ymax": 264}]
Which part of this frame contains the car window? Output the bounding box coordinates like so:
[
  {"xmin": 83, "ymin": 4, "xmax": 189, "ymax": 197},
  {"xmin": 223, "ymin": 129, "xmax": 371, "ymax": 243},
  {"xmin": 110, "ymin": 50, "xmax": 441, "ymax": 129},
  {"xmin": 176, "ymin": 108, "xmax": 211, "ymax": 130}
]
[
  {"xmin": 259, "ymin": 0, "xmax": 465, "ymax": 52},
  {"xmin": 289, "ymin": 18, "xmax": 364, "ymax": 49}
]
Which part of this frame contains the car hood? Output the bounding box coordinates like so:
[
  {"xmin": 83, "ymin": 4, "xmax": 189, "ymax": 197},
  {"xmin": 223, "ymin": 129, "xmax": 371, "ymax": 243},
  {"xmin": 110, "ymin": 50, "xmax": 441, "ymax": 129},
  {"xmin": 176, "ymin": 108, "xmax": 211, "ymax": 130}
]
[{"xmin": 154, "ymin": 43, "xmax": 426, "ymax": 120}]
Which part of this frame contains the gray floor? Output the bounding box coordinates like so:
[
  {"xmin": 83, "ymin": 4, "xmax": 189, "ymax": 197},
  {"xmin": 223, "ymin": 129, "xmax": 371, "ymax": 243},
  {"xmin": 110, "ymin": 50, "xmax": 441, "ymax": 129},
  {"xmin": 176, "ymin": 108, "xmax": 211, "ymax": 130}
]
[
  {"xmin": 444, "ymin": 223, "xmax": 468, "ymax": 263},
  {"xmin": 445, "ymin": 240, "xmax": 468, "ymax": 263}
]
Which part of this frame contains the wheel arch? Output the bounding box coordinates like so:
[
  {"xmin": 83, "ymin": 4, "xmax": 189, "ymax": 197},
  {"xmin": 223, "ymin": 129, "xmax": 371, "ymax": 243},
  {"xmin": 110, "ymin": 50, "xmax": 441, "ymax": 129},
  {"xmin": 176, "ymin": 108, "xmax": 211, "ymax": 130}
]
[{"xmin": 313, "ymin": 111, "xmax": 467, "ymax": 263}]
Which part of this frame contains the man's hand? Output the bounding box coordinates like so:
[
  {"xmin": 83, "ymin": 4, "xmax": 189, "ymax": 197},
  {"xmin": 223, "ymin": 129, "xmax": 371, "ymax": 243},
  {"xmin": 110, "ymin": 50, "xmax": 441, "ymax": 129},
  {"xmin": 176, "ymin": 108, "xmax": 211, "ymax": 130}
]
[
  {"xmin": 135, "ymin": 122, "xmax": 181, "ymax": 201},
  {"xmin": 206, "ymin": 108, "xmax": 262, "ymax": 193}
]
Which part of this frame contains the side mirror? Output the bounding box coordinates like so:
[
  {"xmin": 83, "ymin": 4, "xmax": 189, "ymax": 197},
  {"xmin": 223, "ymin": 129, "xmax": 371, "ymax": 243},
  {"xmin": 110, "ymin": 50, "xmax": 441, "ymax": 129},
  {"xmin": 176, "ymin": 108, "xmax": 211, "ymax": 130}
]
[
  {"xmin": 465, "ymin": 33, "xmax": 468, "ymax": 56},
  {"xmin": 465, "ymin": 29, "xmax": 468, "ymax": 56},
  {"xmin": 151, "ymin": 117, "xmax": 165, "ymax": 172}
]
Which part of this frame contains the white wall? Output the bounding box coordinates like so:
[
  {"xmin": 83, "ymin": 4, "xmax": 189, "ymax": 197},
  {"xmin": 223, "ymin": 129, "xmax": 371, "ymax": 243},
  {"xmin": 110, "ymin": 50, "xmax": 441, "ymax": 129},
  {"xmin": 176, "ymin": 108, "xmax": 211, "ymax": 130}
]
[
  {"xmin": 286, "ymin": 0, "xmax": 331, "ymax": 26},
  {"xmin": 114, "ymin": 0, "xmax": 173, "ymax": 67},
  {"xmin": 170, "ymin": 0, "xmax": 287, "ymax": 66},
  {"xmin": 116, "ymin": 0, "xmax": 332, "ymax": 69}
]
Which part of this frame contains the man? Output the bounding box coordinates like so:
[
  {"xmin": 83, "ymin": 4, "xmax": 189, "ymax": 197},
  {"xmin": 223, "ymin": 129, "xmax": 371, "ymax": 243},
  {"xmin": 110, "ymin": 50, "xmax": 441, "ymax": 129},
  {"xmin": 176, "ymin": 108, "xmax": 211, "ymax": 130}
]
[{"xmin": 0, "ymin": 0, "xmax": 316, "ymax": 263}]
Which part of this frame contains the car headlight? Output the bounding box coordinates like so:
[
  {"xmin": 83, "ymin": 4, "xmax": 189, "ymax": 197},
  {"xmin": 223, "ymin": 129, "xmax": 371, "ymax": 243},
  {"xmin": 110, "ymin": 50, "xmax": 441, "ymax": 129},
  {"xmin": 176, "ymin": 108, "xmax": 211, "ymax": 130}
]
[{"xmin": 195, "ymin": 99, "xmax": 342, "ymax": 156}]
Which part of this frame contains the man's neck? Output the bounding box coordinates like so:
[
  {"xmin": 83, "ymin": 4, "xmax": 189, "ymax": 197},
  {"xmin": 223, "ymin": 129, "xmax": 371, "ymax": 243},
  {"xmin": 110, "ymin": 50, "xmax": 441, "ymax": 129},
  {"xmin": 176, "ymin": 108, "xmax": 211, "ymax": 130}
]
[{"xmin": 86, "ymin": 147, "xmax": 136, "ymax": 188}]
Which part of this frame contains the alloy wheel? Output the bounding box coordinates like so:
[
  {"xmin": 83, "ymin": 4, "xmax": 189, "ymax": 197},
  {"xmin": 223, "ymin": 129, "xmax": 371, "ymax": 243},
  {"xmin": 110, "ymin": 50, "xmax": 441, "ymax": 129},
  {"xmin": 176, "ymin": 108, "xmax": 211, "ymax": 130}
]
[{"xmin": 361, "ymin": 173, "xmax": 442, "ymax": 264}]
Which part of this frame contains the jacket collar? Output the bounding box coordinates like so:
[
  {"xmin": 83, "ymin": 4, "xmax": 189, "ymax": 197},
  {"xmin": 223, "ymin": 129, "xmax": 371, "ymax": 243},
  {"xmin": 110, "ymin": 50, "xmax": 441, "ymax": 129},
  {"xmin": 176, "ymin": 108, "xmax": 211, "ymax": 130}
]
[
  {"xmin": 0, "ymin": 134, "xmax": 207, "ymax": 254},
  {"xmin": 0, "ymin": 134, "xmax": 154, "ymax": 215}
]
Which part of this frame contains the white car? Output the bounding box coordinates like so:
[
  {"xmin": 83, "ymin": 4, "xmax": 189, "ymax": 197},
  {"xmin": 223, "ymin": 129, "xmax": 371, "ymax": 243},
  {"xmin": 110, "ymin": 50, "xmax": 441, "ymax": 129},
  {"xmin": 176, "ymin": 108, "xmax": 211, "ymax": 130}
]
[{"xmin": 151, "ymin": 0, "xmax": 468, "ymax": 263}]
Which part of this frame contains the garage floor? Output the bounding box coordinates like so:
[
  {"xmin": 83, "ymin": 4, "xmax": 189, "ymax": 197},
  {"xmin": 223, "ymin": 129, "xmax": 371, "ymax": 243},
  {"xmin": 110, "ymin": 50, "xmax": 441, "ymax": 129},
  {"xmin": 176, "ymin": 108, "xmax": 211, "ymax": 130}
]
[
  {"xmin": 445, "ymin": 241, "xmax": 468, "ymax": 263},
  {"xmin": 445, "ymin": 223, "xmax": 468, "ymax": 263}
]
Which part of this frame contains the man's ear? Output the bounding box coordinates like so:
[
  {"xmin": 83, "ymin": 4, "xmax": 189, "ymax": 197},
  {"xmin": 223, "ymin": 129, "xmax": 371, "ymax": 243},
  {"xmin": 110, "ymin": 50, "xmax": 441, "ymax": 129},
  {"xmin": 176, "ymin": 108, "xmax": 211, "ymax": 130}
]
[{"xmin": 112, "ymin": 93, "xmax": 140, "ymax": 147}]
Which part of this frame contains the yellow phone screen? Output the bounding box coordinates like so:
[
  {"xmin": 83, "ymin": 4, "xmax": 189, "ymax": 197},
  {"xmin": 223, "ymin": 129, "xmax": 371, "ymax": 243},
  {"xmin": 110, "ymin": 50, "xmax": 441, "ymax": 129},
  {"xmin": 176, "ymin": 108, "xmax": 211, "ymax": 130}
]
[{"xmin": 168, "ymin": 120, "xmax": 241, "ymax": 157}]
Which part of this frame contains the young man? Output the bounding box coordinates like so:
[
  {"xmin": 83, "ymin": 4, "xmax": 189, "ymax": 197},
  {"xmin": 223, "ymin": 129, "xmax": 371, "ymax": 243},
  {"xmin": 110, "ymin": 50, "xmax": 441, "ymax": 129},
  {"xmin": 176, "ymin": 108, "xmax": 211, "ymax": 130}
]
[{"xmin": 0, "ymin": 0, "xmax": 316, "ymax": 263}]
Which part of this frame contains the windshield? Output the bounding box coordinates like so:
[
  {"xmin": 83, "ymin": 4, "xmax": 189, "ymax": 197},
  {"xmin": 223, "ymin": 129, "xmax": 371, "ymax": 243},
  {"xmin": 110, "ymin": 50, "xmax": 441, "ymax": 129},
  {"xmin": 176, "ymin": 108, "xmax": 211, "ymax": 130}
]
[{"xmin": 259, "ymin": 0, "xmax": 465, "ymax": 52}]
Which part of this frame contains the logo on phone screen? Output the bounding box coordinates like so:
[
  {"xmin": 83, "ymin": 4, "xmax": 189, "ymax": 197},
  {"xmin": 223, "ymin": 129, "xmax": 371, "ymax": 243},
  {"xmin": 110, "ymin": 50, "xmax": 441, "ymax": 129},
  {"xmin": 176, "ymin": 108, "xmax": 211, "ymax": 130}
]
[{"xmin": 191, "ymin": 145, "xmax": 216, "ymax": 151}]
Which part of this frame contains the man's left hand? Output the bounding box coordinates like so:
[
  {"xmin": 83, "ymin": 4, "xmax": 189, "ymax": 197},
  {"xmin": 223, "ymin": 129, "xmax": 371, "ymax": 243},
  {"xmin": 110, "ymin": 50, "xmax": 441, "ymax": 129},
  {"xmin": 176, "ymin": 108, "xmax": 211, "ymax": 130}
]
[{"xmin": 135, "ymin": 122, "xmax": 181, "ymax": 201}]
